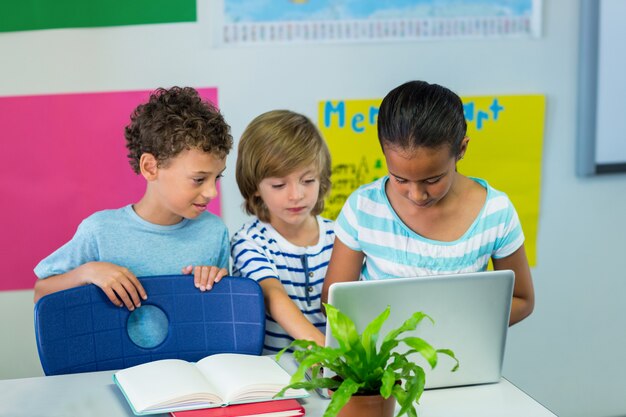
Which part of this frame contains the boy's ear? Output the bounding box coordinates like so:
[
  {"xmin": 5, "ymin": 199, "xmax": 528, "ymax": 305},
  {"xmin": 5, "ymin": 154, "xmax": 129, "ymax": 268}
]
[
  {"xmin": 139, "ymin": 153, "xmax": 158, "ymax": 180},
  {"xmin": 457, "ymin": 137, "xmax": 470, "ymax": 161}
]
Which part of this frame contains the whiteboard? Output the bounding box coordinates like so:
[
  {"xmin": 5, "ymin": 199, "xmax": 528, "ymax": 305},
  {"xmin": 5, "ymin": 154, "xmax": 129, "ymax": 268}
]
[{"xmin": 577, "ymin": 0, "xmax": 626, "ymax": 175}]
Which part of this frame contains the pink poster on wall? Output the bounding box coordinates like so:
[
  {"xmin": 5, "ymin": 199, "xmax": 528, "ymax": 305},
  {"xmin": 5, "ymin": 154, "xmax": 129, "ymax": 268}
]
[{"xmin": 0, "ymin": 88, "xmax": 219, "ymax": 291}]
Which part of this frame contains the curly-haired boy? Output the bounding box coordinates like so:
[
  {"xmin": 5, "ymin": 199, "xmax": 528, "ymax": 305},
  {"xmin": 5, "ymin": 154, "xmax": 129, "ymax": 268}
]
[{"xmin": 34, "ymin": 87, "xmax": 233, "ymax": 310}]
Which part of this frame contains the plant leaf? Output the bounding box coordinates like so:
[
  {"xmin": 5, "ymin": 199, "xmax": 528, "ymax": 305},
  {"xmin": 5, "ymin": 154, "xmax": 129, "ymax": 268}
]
[
  {"xmin": 391, "ymin": 384, "xmax": 411, "ymax": 416},
  {"xmin": 325, "ymin": 304, "xmax": 362, "ymax": 352},
  {"xmin": 388, "ymin": 351, "xmax": 409, "ymax": 371},
  {"xmin": 323, "ymin": 378, "xmax": 364, "ymax": 417},
  {"xmin": 395, "ymin": 364, "xmax": 425, "ymax": 417},
  {"xmin": 406, "ymin": 363, "xmax": 426, "ymax": 404},
  {"xmin": 274, "ymin": 376, "xmax": 341, "ymax": 398},
  {"xmin": 436, "ymin": 348, "xmax": 460, "ymax": 372},
  {"xmin": 401, "ymin": 337, "xmax": 438, "ymax": 369},
  {"xmin": 360, "ymin": 305, "xmax": 390, "ymax": 362},
  {"xmin": 290, "ymin": 348, "xmax": 345, "ymax": 383},
  {"xmin": 276, "ymin": 339, "xmax": 318, "ymax": 362},
  {"xmin": 380, "ymin": 368, "xmax": 397, "ymax": 398},
  {"xmin": 324, "ymin": 303, "xmax": 368, "ymax": 378},
  {"xmin": 309, "ymin": 364, "xmax": 323, "ymax": 379},
  {"xmin": 382, "ymin": 311, "xmax": 432, "ymax": 344},
  {"xmin": 378, "ymin": 312, "xmax": 432, "ymax": 367}
]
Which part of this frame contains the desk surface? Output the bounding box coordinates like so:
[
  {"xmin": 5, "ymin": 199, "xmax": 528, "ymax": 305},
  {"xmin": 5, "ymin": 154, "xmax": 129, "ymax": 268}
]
[{"xmin": 0, "ymin": 357, "xmax": 557, "ymax": 417}]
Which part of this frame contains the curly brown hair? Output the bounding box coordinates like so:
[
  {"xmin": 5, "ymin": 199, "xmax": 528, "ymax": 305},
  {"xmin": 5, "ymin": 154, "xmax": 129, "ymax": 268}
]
[
  {"xmin": 236, "ymin": 110, "xmax": 332, "ymax": 222},
  {"xmin": 125, "ymin": 87, "xmax": 233, "ymax": 174}
]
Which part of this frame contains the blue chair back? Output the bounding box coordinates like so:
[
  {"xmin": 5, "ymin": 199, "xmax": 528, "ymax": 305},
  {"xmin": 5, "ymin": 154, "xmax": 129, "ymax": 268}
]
[{"xmin": 34, "ymin": 275, "xmax": 265, "ymax": 376}]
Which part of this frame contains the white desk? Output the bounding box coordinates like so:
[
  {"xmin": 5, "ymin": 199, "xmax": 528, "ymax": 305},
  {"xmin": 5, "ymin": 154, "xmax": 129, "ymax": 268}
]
[{"xmin": 0, "ymin": 360, "xmax": 557, "ymax": 417}]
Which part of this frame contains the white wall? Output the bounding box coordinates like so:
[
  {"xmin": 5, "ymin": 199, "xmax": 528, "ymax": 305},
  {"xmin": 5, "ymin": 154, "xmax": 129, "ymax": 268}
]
[{"xmin": 2, "ymin": 1, "xmax": 626, "ymax": 417}]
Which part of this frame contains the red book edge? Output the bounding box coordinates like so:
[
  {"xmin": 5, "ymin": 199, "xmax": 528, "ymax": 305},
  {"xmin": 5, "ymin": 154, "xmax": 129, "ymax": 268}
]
[{"xmin": 169, "ymin": 399, "xmax": 305, "ymax": 417}]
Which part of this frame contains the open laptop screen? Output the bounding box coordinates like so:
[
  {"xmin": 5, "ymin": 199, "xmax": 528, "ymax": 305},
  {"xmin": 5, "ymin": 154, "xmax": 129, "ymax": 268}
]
[{"xmin": 326, "ymin": 270, "xmax": 514, "ymax": 389}]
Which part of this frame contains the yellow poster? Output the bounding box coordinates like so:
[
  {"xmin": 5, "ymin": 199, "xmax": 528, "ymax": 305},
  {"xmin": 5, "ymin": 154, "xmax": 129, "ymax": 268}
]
[{"xmin": 318, "ymin": 95, "xmax": 545, "ymax": 266}]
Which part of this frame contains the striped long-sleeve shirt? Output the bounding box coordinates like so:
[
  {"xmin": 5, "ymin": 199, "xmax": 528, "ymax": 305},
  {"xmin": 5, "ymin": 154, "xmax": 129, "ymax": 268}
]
[
  {"xmin": 231, "ymin": 216, "xmax": 334, "ymax": 354},
  {"xmin": 335, "ymin": 176, "xmax": 524, "ymax": 280}
]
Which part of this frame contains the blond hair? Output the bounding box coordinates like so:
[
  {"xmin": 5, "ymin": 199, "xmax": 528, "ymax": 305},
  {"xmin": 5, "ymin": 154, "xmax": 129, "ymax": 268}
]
[{"xmin": 236, "ymin": 110, "xmax": 331, "ymax": 222}]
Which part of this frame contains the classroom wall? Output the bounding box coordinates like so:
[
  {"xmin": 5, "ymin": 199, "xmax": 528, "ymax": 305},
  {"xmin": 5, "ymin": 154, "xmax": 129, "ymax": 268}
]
[{"xmin": 1, "ymin": 1, "xmax": 625, "ymax": 417}]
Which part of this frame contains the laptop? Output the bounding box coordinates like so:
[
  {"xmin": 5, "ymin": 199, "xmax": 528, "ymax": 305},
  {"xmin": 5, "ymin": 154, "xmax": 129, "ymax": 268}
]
[{"xmin": 325, "ymin": 270, "xmax": 514, "ymax": 389}]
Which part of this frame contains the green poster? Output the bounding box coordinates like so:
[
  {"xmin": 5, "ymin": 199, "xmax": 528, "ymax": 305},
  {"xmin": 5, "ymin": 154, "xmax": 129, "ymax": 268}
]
[{"xmin": 0, "ymin": 0, "xmax": 196, "ymax": 32}]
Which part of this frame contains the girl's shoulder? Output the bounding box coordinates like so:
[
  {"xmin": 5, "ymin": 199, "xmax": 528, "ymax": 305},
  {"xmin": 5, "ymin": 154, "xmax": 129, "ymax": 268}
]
[
  {"xmin": 466, "ymin": 177, "xmax": 508, "ymax": 202},
  {"xmin": 345, "ymin": 177, "xmax": 388, "ymax": 206},
  {"xmin": 467, "ymin": 177, "xmax": 516, "ymax": 217},
  {"xmin": 467, "ymin": 177, "xmax": 510, "ymax": 200},
  {"xmin": 355, "ymin": 176, "xmax": 386, "ymax": 194}
]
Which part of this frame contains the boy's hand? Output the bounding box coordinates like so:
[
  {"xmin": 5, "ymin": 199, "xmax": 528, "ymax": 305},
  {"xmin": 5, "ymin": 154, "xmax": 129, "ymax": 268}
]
[
  {"xmin": 181, "ymin": 265, "xmax": 228, "ymax": 291},
  {"xmin": 82, "ymin": 262, "xmax": 147, "ymax": 310}
]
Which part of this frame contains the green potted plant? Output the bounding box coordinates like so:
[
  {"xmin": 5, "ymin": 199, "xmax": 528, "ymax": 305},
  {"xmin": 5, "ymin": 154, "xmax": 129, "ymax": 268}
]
[{"xmin": 276, "ymin": 304, "xmax": 459, "ymax": 417}]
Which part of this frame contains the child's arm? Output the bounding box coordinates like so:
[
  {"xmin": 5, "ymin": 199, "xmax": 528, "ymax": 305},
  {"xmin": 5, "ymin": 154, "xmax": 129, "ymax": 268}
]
[
  {"xmin": 34, "ymin": 262, "xmax": 147, "ymax": 310},
  {"xmin": 231, "ymin": 232, "xmax": 324, "ymax": 346},
  {"xmin": 321, "ymin": 239, "xmax": 365, "ymax": 305},
  {"xmin": 493, "ymin": 245, "xmax": 534, "ymax": 326},
  {"xmin": 261, "ymin": 278, "xmax": 325, "ymax": 346}
]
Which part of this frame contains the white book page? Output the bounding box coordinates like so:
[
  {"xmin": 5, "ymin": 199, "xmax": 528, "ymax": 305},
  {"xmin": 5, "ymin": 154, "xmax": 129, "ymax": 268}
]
[
  {"xmin": 195, "ymin": 354, "xmax": 300, "ymax": 403},
  {"xmin": 115, "ymin": 359, "xmax": 221, "ymax": 412}
]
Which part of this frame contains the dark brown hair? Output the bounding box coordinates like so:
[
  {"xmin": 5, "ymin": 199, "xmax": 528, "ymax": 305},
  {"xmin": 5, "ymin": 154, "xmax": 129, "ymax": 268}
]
[
  {"xmin": 378, "ymin": 80, "xmax": 467, "ymax": 157},
  {"xmin": 125, "ymin": 87, "xmax": 232, "ymax": 173}
]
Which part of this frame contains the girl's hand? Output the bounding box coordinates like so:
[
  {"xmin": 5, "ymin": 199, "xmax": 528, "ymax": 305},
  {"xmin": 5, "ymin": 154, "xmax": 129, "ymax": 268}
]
[
  {"xmin": 181, "ymin": 265, "xmax": 228, "ymax": 291},
  {"xmin": 83, "ymin": 262, "xmax": 147, "ymax": 310}
]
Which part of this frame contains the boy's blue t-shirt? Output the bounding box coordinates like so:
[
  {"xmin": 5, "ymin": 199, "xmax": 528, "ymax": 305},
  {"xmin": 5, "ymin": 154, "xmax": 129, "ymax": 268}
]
[{"xmin": 34, "ymin": 205, "xmax": 229, "ymax": 279}]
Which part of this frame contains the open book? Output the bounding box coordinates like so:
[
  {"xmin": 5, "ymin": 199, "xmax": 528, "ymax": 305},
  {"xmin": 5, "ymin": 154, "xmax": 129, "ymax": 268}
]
[{"xmin": 113, "ymin": 354, "xmax": 308, "ymax": 416}]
